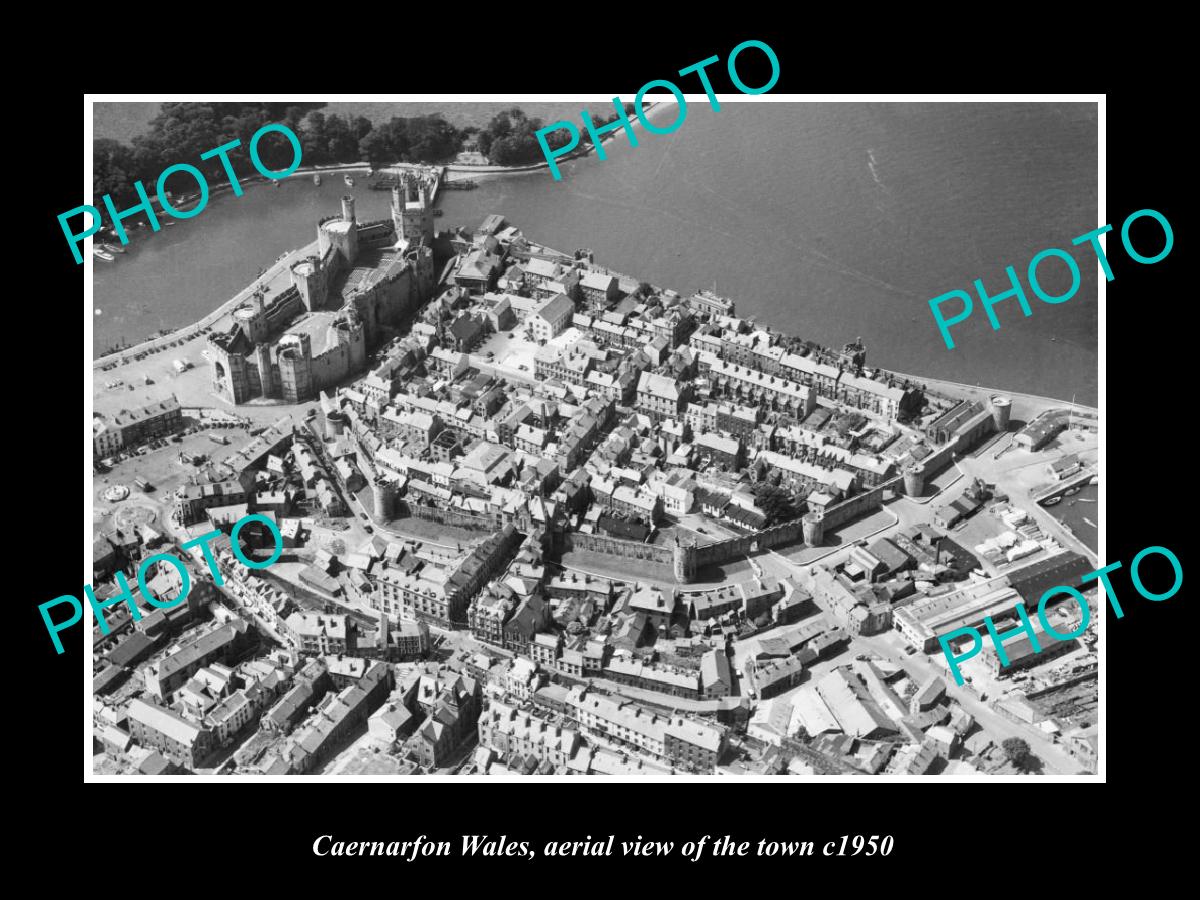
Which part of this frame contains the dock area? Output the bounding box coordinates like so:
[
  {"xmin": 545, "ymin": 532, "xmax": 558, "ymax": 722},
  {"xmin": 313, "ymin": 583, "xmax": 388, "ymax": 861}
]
[{"xmin": 1032, "ymin": 467, "xmax": 1097, "ymax": 506}]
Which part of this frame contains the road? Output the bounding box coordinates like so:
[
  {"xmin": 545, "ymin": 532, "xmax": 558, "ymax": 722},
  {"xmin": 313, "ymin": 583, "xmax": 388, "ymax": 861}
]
[
  {"xmin": 747, "ymin": 533, "xmax": 1084, "ymax": 775},
  {"xmin": 850, "ymin": 630, "xmax": 1081, "ymax": 774}
]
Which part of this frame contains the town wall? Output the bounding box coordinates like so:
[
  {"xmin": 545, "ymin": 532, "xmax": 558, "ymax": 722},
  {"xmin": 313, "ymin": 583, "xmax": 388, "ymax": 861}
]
[{"xmin": 562, "ymin": 531, "xmax": 674, "ymax": 566}]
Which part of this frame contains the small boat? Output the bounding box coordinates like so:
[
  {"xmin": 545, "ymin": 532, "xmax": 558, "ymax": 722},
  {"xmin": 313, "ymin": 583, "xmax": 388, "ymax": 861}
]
[
  {"xmin": 1042, "ymin": 496, "xmax": 1061, "ymax": 506},
  {"xmin": 93, "ymin": 248, "xmax": 115, "ymax": 261},
  {"xmin": 1064, "ymin": 485, "xmax": 1082, "ymax": 496},
  {"xmin": 1089, "ymin": 475, "xmax": 1098, "ymax": 485},
  {"xmin": 313, "ymin": 174, "xmax": 322, "ymax": 186},
  {"xmin": 1082, "ymin": 517, "xmax": 1096, "ymax": 528},
  {"xmin": 99, "ymin": 242, "xmax": 125, "ymax": 254},
  {"xmin": 344, "ymin": 174, "xmax": 355, "ymax": 186}
]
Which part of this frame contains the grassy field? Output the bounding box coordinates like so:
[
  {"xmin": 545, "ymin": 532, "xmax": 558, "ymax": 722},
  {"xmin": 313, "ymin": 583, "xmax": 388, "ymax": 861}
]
[{"xmin": 93, "ymin": 101, "xmax": 604, "ymax": 143}]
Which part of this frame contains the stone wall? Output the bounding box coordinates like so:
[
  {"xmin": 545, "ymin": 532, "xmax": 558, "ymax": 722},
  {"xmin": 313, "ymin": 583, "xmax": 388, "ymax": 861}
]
[
  {"xmin": 562, "ymin": 531, "xmax": 674, "ymax": 566},
  {"xmin": 692, "ymin": 519, "xmax": 806, "ymax": 568},
  {"xmin": 404, "ymin": 501, "xmax": 501, "ymax": 532}
]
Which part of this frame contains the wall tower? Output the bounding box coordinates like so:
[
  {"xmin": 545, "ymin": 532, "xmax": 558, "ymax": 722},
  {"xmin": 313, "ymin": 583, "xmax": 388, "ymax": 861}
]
[
  {"xmin": 802, "ymin": 511, "xmax": 825, "ymax": 547},
  {"xmin": 990, "ymin": 395, "xmax": 1012, "ymax": 432},
  {"xmin": 673, "ymin": 538, "xmax": 697, "ymax": 584}
]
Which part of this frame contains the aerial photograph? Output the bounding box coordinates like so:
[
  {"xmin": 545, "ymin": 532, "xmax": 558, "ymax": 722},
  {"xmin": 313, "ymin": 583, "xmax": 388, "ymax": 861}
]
[{"xmin": 88, "ymin": 98, "xmax": 1100, "ymax": 777}]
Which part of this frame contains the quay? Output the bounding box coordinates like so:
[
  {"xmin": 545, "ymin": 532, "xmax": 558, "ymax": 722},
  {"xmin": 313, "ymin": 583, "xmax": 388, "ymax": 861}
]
[{"xmin": 1032, "ymin": 467, "xmax": 1098, "ymax": 506}]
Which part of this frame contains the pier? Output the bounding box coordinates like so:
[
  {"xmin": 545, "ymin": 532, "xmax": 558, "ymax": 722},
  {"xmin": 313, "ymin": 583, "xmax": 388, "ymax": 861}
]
[{"xmin": 369, "ymin": 164, "xmax": 446, "ymax": 204}]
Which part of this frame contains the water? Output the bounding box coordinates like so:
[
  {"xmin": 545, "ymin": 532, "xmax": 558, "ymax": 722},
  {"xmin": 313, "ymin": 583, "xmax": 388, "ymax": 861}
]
[
  {"xmin": 1044, "ymin": 483, "xmax": 1098, "ymax": 552},
  {"xmin": 92, "ymin": 102, "xmax": 1098, "ymax": 404}
]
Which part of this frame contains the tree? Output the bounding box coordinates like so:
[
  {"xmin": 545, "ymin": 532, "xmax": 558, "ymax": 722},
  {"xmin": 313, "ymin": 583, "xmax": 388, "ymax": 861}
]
[
  {"xmin": 358, "ymin": 128, "xmax": 396, "ymax": 167},
  {"xmin": 323, "ymin": 114, "xmax": 359, "ymax": 162},
  {"xmin": 1001, "ymin": 738, "xmax": 1035, "ymax": 772},
  {"xmin": 751, "ymin": 482, "xmax": 799, "ymax": 525}
]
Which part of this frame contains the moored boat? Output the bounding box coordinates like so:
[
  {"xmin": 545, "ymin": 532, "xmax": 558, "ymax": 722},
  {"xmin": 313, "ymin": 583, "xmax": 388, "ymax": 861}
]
[
  {"xmin": 93, "ymin": 248, "xmax": 115, "ymax": 261},
  {"xmin": 313, "ymin": 173, "xmax": 322, "ymax": 185},
  {"xmin": 344, "ymin": 173, "xmax": 355, "ymax": 186},
  {"xmin": 1042, "ymin": 496, "xmax": 1061, "ymax": 506}
]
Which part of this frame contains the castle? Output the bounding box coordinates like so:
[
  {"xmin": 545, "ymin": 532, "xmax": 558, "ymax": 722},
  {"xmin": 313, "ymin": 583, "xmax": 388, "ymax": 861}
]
[{"xmin": 209, "ymin": 174, "xmax": 437, "ymax": 405}]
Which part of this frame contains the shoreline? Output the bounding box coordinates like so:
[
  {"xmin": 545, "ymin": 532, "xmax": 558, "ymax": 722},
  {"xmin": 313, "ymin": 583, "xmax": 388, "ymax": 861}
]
[
  {"xmin": 887, "ymin": 370, "xmax": 1098, "ymax": 414},
  {"xmin": 93, "ymin": 103, "xmax": 670, "ymax": 362},
  {"xmin": 92, "ymin": 102, "xmax": 1100, "ymax": 411}
]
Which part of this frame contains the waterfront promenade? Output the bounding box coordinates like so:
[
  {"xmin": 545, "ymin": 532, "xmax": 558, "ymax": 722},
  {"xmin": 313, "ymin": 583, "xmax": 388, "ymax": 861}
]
[
  {"xmin": 889, "ymin": 370, "xmax": 1098, "ymax": 420},
  {"xmin": 93, "ymin": 240, "xmax": 320, "ymax": 370}
]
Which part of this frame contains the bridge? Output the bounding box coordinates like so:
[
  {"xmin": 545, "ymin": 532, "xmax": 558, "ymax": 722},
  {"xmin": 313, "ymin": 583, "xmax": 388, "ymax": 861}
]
[{"xmin": 1032, "ymin": 466, "xmax": 1097, "ymax": 506}]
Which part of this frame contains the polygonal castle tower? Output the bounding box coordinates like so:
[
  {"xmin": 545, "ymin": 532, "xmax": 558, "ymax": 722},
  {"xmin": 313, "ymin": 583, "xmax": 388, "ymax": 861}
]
[
  {"xmin": 291, "ymin": 255, "xmax": 328, "ymax": 312},
  {"xmin": 318, "ymin": 195, "xmax": 360, "ymax": 267},
  {"xmin": 277, "ymin": 332, "xmax": 314, "ymax": 404},
  {"xmin": 391, "ymin": 172, "xmax": 435, "ymax": 245}
]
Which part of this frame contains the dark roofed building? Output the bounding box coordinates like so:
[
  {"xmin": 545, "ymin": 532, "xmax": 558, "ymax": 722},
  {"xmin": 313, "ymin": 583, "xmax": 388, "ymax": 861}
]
[
  {"xmin": 866, "ymin": 538, "xmax": 914, "ymax": 579},
  {"xmin": 106, "ymin": 632, "xmax": 158, "ymax": 669},
  {"xmin": 449, "ymin": 314, "xmax": 485, "ymax": 352},
  {"xmin": 1008, "ymin": 551, "xmax": 1096, "ymax": 607},
  {"xmin": 597, "ymin": 515, "xmax": 651, "ymax": 542}
]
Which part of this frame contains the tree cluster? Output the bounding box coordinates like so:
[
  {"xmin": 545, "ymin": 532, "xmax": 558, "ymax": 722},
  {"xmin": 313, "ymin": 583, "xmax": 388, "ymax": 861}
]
[
  {"xmin": 94, "ymin": 103, "xmax": 326, "ymax": 207},
  {"xmin": 357, "ymin": 114, "xmax": 461, "ymax": 167},
  {"xmin": 475, "ymin": 107, "xmax": 569, "ymax": 166},
  {"xmin": 93, "ymin": 101, "xmax": 652, "ymax": 207},
  {"xmin": 751, "ymin": 482, "xmax": 801, "ymax": 526},
  {"xmin": 1001, "ymin": 738, "xmax": 1038, "ymax": 773},
  {"xmin": 93, "ymin": 102, "xmax": 464, "ymax": 207}
]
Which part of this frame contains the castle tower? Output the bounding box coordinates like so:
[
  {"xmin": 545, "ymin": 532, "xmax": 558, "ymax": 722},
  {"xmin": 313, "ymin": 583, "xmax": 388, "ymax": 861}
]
[
  {"xmin": 990, "ymin": 395, "xmax": 1012, "ymax": 432},
  {"xmin": 235, "ymin": 291, "xmax": 270, "ymax": 344},
  {"xmin": 408, "ymin": 244, "xmax": 435, "ymax": 295},
  {"xmin": 209, "ymin": 337, "xmax": 251, "ymax": 404},
  {"xmin": 392, "ymin": 172, "xmax": 434, "ymax": 246},
  {"xmin": 672, "ymin": 538, "xmax": 697, "ymax": 584},
  {"xmin": 278, "ymin": 333, "xmax": 314, "ymax": 403},
  {"xmin": 903, "ymin": 462, "xmax": 925, "ymax": 497},
  {"xmin": 346, "ymin": 315, "xmax": 366, "ymax": 371},
  {"xmin": 291, "ymin": 257, "xmax": 327, "ymax": 312},
  {"xmin": 802, "ymin": 511, "xmax": 825, "ymax": 547},
  {"xmin": 390, "ymin": 180, "xmax": 405, "ymax": 234},
  {"xmin": 373, "ymin": 476, "xmax": 397, "ymax": 521},
  {"xmin": 318, "ymin": 196, "xmax": 359, "ymax": 266},
  {"xmin": 254, "ymin": 342, "xmax": 275, "ymax": 399}
]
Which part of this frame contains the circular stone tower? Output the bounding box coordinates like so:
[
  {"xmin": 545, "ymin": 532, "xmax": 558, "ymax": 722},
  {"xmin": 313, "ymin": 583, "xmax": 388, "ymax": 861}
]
[
  {"xmin": 326, "ymin": 409, "xmax": 348, "ymax": 436},
  {"xmin": 903, "ymin": 462, "xmax": 926, "ymax": 497},
  {"xmin": 802, "ymin": 511, "xmax": 825, "ymax": 547},
  {"xmin": 673, "ymin": 538, "xmax": 697, "ymax": 584},
  {"xmin": 990, "ymin": 395, "xmax": 1012, "ymax": 432},
  {"xmin": 373, "ymin": 476, "xmax": 397, "ymax": 521}
]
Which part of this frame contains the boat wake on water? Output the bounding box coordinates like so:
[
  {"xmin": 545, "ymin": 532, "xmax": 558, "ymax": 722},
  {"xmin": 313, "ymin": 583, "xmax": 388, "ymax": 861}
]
[{"xmin": 867, "ymin": 148, "xmax": 890, "ymax": 194}]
